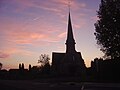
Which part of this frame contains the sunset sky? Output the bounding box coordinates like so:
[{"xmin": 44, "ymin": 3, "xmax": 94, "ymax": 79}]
[{"xmin": 0, "ymin": 0, "xmax": 103, "ymax": 70}]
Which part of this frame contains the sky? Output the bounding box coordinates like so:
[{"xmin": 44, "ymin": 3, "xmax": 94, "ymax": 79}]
[{"xmin": 0, "ymin": 0, "xmax": 103, "ymax": 70}]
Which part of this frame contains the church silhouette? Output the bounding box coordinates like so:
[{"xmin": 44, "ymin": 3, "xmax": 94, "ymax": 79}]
[{"xmin": 52, "ymin": 12, "xmax": 86, "ymax": 79}]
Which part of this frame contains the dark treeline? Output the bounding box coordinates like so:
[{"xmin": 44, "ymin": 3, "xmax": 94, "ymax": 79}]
[
  {"xmin": 87, "ymin": 58, "xmax": 120, "ymax": 82},
  {"xmin": 0, "ymin": 54, "xmax": 51, "ymax": 80},
  {"xmin": 0, "ymin": 63, "xmax": 51, "ymax": 80},
  {"xmin": 0, "ymin": 58, "xmax": 120, "ymax": 83}
]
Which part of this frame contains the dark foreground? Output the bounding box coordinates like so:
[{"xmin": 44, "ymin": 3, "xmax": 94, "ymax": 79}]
[{"xmin": 0, "ymin": 80, "xmax": 120, "ymax": 90}]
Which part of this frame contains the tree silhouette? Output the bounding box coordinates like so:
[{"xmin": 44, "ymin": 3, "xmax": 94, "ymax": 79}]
[
  {"xmin": 19, "ymin": 63, "xmax": 21, "ymax": 70},
  {"xmin": 29, "ymin": 64, "xmax": 31, "ymax": 71},
  {"xmin": 22, "ymin": 63, "xmax": 24, "ymax": 69},
  {"xmin": 0, "ymin": 63, "xmax": 2, "ymax": 70},
  {"xmin": 94, "ymin": 0, "xmax": 120, "ymax": 59},
  {"xmin": 38, "ymin": 54, "xmax": 50, "ymax": 66},
  {"xmin": 38, "ymin": 54, "xmax": 50, "ymax": 74}
]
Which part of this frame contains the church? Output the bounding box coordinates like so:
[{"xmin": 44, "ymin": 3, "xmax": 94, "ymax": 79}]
[{"xmin": 52, "ymin": 11, "xmax": 86, "ymax": 78}]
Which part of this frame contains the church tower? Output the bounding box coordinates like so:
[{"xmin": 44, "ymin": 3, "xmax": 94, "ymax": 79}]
[{"xmin": 52, "ymin": 4, "xmax": 86, "ymax": 79}]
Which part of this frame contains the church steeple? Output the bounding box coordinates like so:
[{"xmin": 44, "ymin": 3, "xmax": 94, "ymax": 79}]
[
  {"xmin": 66, "ymin": 12, "xmax": 76, "ymax": 53},
  {"xmin": 52, "ymin": 0, "xmax": 86, "ymax": 78}
]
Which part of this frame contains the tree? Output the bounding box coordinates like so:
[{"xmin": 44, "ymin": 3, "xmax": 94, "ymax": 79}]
[
  {"xmin": 94, "ymin": 0, "xmax": 120, "ymax": 59},
  {"xmin": 19, "ymin": 63, "xmax": 22, "ymax": 70},
  {"xmin": 38, "ymin": 54, "xmax": 50, "ymax": 74},
  {"xmin": 22, "ymin": 63, "xmax": 24, "ymax": 69},
  {"xmin": 29, "ymin": 64, "xmax": 31, "ymax": 71},
  {"xmin": 0, "ymin": 63, "xmax": 2, "ymax": 70},
  {"xmin": 38, "ymin": 54, "xmax": 50, "ymax": 66}
]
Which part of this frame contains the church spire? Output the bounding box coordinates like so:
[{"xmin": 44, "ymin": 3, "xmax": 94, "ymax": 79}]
[{"xmin": 66, "ymin": 11, "xmax": 76, "ymax": 53}]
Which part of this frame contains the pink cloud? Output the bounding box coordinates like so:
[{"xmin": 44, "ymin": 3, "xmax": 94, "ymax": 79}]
[
  {"xmin": 0, "ymin": 52, "xmax": 9, "ymax": 58},
  {"xmin": 40, "ymin": 0, "xmax": 85, "ymax": 18},
  {"xmin": 0, "ymin": 16, "xmax": 64, "ymax": 43},
  {"xmin": 52, "ymin": 0, "xmax": 86, "ymax": 9},
  {"xmin": 58, "ymin": 32, "xmax": 67, "ymax": 38},
  {"xmin": 8, "ymin": 29, "xmax": 63, "ymax": 45},
  {"xmin": 73, "ymin": 21, "xmax": 86, "ymax": 29},
  {"xmin": 9, "ymin": 31, "xmax": 47, "ymax": 44},
  {"xmin": 0, "ymin": 46, "xmax": 36, "ymax": 57}
]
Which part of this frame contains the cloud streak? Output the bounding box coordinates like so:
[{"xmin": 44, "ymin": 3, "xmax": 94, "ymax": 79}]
[
  {"xmin": 0, "ymin": 52, "xmax": 9, "ymax": 58},
  {"xmin": 1, "ymin": 0, "xmax": 88, "ymax": 18}
]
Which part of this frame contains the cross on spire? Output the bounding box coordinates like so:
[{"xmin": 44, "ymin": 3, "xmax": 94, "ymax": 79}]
[{"xmin": 68, "ymin": 0, "xmax": 71, "ymax": 12}]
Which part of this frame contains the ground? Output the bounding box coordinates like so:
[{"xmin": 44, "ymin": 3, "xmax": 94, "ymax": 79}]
[{"xmin": 0, "ymin": 80, "xmax": 120, "ymax": 90}]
